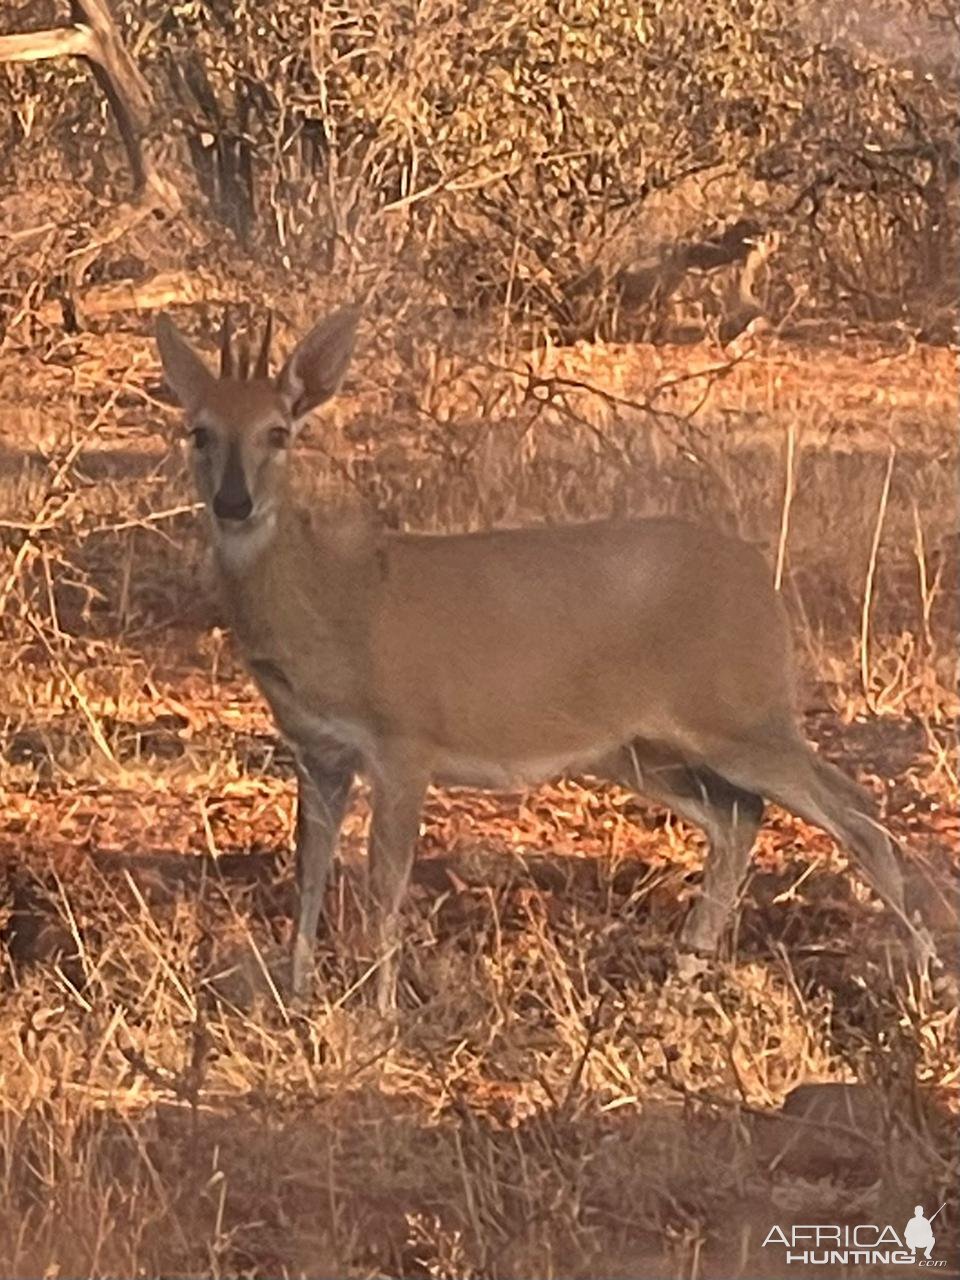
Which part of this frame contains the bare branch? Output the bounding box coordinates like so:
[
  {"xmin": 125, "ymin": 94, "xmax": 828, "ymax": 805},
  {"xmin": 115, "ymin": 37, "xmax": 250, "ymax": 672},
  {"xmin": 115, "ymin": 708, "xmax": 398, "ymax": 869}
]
[
  {"xmin": 0, "ymin": 27, "xmax": 95, "ymax": 64},
  {"xmin": 0, "ymin": 0, "xmax": 175, "ymax": 207}
]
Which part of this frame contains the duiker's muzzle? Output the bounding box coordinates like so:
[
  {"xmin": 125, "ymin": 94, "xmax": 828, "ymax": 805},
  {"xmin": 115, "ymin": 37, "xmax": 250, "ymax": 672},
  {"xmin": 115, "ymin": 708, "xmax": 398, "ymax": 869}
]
[{"xmin": 214, "ymin": 446, "xmax": 253, "ymax": 521}]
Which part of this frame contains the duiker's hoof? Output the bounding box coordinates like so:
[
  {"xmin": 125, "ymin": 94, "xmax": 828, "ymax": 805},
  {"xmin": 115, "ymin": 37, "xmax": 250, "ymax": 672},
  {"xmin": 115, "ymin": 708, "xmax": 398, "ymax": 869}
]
[
  {"xmin": 675, "ymin": 950, "xmax": 712, "ymax": 982},
  {"xmin": 908, "ymin": 920, "xmax": 940, "ymax": 975},
  {"xmin": 208, "ymin": 943, "xmax": 289, "ymax": 1011},
  {"xmin": 375, "ymin": 972, "xmax": 399, "ymax": 1017},
  {"xmin": 288, "ymin": 984, "xmax": 314, "ymax": 1011}
]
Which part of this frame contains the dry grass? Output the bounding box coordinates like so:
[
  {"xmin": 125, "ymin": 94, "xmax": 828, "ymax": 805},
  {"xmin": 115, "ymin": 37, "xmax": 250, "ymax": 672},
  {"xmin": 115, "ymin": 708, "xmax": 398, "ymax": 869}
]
[
  {"xmin": 1, "ymin": 1, "xmax": 957, "ymax": 1270},
  {"xmin": 0, "ymin": 323, "xmax": 958, "ymax": 1278}
]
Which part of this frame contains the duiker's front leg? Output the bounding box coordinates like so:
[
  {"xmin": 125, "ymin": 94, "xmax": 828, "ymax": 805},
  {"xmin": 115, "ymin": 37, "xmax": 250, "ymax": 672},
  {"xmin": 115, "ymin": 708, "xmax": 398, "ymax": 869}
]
[
  {"xmin": 367, "ymin": 755, "xmax": 429, "ymax": 1013},
  {"xmin": 291, "ymin": 755, "xmax": 354, "ymax": 1000}
]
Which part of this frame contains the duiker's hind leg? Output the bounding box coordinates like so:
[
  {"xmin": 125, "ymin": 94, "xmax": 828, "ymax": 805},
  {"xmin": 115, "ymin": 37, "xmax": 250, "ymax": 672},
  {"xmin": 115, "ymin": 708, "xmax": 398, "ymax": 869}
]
[
  {"xmin": 702, "ymin": 729, "xmax": 934, "ymax": 964},
  {"xmin": 608, "ymin": 742, "xmax": 765, "ymax": 959}
]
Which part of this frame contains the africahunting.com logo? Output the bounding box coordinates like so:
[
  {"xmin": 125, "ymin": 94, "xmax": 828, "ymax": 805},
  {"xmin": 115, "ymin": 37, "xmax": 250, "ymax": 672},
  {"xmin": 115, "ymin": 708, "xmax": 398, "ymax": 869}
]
[{"xmin": 763, "ymin": 1203, "xmax": 946, "ymax": 1267}]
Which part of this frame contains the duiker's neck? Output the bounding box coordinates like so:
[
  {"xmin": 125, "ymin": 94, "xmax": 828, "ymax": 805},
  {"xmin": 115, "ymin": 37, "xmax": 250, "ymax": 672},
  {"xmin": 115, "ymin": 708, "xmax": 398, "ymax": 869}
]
[
  {"xmin": 208, "ymin": 500, "xmax": 310, "ymax": 653},
  {"xmin": 209, "ymin": 494, "xmax": 383, "ymax": 604},
  {"xmin": 209, "ymin": 495, "xmax": 382, "ymax": 662}
]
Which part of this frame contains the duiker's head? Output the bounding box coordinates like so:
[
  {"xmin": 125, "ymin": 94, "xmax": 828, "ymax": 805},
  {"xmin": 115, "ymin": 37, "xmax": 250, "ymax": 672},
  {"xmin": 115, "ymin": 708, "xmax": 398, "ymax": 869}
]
[{"xmin": 156, "ymin": 306, "xmax": 359, "ymax": 531}]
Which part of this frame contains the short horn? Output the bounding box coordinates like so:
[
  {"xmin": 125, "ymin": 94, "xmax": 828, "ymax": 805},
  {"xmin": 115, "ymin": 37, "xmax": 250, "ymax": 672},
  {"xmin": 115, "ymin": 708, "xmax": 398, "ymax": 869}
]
[
  {"xmin": 237, "ymin": 335, "xmax": 251, "ymax": 381},
  {"xmin": 219, "ymin": 307, "xmax": 234, "ymax": 378},
  {"xmin": 254, "ymin": 311, "xmax": 273, "ymax": 379}
]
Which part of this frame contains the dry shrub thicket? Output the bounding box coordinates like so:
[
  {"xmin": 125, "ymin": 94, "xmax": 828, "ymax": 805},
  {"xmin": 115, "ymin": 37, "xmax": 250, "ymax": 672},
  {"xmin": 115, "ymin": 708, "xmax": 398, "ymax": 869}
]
[{"xmin": 0, "ymin": 1, "xmax": 957, "ymax": 1277}]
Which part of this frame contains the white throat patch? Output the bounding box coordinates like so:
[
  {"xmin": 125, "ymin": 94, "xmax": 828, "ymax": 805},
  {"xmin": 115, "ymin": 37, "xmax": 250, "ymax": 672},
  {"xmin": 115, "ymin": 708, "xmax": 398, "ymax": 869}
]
[{"xmin": 212, "ymin": 510, "xmax": 277, "ymax": 571}]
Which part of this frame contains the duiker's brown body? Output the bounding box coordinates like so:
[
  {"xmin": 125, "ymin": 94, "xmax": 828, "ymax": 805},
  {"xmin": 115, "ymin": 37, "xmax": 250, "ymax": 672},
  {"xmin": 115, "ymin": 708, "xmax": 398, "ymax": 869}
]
[
  {"xmin": 157, "ymin": 306, "xmax": 932, "ymax": 1007},
  {"xmin": 232, "ymin": 513, "xmax": 790, "ymax": 780}
]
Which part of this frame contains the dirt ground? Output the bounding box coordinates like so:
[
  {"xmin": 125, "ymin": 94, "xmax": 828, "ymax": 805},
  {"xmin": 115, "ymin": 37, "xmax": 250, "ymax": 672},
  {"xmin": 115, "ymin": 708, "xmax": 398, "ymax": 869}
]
[{"xmin": 0, "ymin": 331, "xmax": 957, "ymax": 1279}]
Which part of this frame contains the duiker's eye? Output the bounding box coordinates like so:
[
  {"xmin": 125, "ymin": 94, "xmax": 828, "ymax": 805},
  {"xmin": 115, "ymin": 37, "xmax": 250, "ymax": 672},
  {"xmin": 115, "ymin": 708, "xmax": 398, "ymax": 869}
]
[
  {"xmin": 267, "ymin": 426, "xmax": 290, "ymax": 449},
  {"xmin": 190, "ymin": 427, "xmax": 211, "ymax": 450}
]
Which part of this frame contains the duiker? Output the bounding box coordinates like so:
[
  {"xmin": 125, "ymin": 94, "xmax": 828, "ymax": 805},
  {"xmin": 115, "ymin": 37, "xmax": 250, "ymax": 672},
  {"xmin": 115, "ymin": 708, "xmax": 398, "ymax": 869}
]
[{"xmin": 156, "ymin": 305, "xmax": 933, "ymax": 1008}]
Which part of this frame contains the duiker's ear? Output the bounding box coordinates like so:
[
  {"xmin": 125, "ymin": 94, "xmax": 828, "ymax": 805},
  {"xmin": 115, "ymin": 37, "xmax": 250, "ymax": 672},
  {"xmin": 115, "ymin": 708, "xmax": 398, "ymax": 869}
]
[
  {"xmin": 277, "ymin": 306, "xmax": 360, "ymax": 422},
  {"xmin": 156, "ymin": 315, "xmax": 217, "ymax": 411}
]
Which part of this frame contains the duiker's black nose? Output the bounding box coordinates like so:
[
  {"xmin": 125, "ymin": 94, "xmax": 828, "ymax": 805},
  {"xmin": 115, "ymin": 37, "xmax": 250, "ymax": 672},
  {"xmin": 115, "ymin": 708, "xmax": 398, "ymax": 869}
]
[
  {"xmin": 214, "ymin": 444, "xmax": 253, "ymax": 520},
  {"xmin": 213, "ymin": 491, "xmax": 253, "ymax": 521}
]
